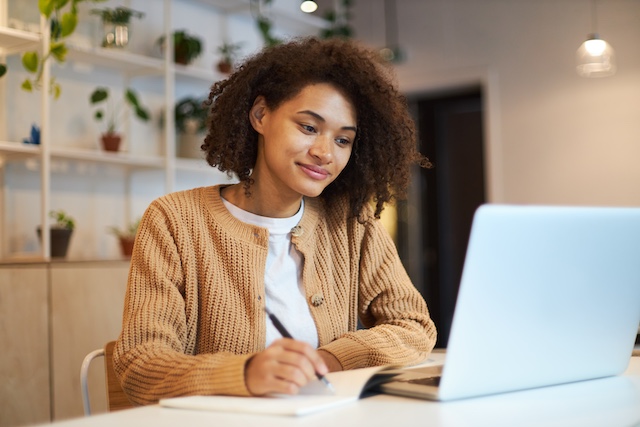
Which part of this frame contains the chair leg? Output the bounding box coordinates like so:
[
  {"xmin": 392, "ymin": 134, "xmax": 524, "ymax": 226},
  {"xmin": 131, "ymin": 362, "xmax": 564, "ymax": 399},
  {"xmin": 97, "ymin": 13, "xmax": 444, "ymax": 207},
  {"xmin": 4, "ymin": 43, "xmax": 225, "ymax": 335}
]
[{"xmin": 80, "ymin": 349, "xmax": 105, "ymax": 416}]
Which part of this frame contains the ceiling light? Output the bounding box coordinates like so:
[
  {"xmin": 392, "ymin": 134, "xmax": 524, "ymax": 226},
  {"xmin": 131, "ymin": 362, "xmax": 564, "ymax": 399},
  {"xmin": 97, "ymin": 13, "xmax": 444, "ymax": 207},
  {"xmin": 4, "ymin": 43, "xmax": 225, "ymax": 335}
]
[
  {"xmin": 300, "ymin": 1, "xmax": 318, "ymax": 13},
  {"xmin": 576, "ymin": 1, "xmax": 616, "ymax": 78}
]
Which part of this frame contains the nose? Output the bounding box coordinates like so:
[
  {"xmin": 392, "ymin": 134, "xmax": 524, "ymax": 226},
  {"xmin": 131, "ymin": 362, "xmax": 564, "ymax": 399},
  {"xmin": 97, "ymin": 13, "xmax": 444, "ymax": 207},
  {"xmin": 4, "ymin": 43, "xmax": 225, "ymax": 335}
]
[{"xmin": 309, "ymin": 135, "xmax": 333, "ymax": 164}]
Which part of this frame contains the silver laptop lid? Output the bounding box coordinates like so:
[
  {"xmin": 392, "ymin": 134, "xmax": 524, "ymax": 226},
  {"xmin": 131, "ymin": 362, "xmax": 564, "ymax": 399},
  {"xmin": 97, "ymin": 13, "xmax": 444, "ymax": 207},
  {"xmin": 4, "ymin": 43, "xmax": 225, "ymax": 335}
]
[{"xmin": 440, "ymin": 204, "xmax": 640, "ymax": 401}]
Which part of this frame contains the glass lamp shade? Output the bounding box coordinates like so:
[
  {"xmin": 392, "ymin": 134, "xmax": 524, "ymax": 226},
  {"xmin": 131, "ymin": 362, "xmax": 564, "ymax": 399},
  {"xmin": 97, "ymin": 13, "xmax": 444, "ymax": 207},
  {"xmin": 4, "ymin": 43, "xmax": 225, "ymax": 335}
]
[
  {"xmin": 576, "ymin": 33, "xmax": 616, "ymax": 77},
  {"xmin": 300, "ymin": 1, "xmax": 318, "ymax": 13}
]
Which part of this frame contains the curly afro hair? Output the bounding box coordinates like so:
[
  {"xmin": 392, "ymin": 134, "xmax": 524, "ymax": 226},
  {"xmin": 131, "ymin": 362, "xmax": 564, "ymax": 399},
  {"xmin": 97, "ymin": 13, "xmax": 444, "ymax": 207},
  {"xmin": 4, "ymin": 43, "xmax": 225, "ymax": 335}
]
[{"xmin": 203, "ymin": 36, "xmax": 431, "ymax": 219}]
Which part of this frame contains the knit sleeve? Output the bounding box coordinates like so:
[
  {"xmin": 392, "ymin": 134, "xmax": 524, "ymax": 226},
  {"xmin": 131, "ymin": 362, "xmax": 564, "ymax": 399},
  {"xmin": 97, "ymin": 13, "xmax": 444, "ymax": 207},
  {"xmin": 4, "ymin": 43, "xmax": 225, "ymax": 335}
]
[
  {"xmin": 321, "ymin": 214, "xmax": 437, "ymax": 369},
  {"xmin": 113, "ymin": 198, "xmax": 253, "ymax": 405}
]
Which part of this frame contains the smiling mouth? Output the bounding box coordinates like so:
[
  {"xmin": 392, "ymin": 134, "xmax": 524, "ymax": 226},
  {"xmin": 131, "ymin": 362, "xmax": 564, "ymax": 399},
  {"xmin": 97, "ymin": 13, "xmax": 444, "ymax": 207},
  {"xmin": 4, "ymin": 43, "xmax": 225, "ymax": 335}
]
[{"xmin": 299, "ymin": 163, "xmax": 329, "ymax": 180}]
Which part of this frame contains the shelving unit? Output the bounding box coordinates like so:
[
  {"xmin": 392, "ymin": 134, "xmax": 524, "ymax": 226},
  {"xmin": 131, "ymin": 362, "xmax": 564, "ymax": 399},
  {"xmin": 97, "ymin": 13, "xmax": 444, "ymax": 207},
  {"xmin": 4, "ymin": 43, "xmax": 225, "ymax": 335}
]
[{"xmin": 0, "ymin": 0, "xmax": 326, "ymax": 262}]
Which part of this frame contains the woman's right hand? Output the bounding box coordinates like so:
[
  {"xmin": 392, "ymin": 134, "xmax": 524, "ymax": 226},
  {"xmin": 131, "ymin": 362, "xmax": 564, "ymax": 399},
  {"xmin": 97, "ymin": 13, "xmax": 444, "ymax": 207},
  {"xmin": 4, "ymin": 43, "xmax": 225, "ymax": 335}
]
[{"xmin": 244, "ymin": 338, "xmax": 329, "ymax": 396}]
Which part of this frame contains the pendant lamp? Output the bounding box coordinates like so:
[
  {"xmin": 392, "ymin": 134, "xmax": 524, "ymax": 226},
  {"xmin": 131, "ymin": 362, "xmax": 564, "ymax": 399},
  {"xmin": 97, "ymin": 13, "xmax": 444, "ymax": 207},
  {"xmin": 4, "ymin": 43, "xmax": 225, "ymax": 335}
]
[
  {"xmin": 300, "ymin": 1, "xmax": 318, "ymax": 13},
  {"xmin": 576, "ymin": 0, "xmax": 616, "ymax": 77}
]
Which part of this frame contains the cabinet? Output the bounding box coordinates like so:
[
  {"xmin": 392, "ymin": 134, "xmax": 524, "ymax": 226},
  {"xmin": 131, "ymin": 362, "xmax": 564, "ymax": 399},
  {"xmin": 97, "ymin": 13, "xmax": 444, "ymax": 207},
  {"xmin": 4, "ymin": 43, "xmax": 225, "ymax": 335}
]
[
  {"xmin": 0, "ymin": 0, "xmax": 326, "ymax": 262},
  {"xmin": 0, "ymin": 264, "xmax": 49, "ymax": 427},
  {"xmin": 0, "ymin": 261, "xmax": 130, "ymax": 427}
]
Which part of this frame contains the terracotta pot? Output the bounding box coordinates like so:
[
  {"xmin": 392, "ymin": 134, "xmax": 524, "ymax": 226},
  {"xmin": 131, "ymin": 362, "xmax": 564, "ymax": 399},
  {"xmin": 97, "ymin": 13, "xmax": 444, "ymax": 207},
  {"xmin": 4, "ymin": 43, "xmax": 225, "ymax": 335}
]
[
  {"xmin": 217, "ymin": 61, "xmax": 232, "ymax": 74},
  {"xmin": 36, "ymin": 227, "xmax": 73, "ymax": 258},
  {"xmin": 118, "ymin": 237, "xmax": 135, "ymax": 258},
  {"xmin": 101, "ymin": 133, "xmax": 122, "ymax": 152}
]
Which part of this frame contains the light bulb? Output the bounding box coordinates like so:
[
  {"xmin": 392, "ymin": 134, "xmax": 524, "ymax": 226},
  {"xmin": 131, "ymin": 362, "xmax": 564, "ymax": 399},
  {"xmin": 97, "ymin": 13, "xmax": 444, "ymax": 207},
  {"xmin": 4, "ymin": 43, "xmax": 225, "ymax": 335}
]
[
  {"xmin": 300, "ymin": 1, "xmax": 318, "ymax": 13},
  {"xmin": 576, "ymin": 34, "xmax": 616, "ymax": 78},
  {"xmin": 584, "ymin": 39, "xmax": 606, "ymax": 56}
]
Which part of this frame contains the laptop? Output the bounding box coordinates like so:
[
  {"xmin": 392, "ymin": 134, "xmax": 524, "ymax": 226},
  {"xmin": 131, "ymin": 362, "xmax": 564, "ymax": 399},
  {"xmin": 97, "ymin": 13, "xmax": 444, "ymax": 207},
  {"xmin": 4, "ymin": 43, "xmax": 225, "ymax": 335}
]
[{"xmin": 378, "ymin": 204, "xmax": 640, "ymax": 401}]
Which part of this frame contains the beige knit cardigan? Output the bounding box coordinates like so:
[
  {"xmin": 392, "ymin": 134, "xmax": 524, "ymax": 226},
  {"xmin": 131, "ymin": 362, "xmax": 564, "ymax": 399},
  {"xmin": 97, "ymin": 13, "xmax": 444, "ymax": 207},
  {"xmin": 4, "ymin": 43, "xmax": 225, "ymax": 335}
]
[{"xmin": 114, "ymin": 185, "xmax": 436, "ymax": 405}]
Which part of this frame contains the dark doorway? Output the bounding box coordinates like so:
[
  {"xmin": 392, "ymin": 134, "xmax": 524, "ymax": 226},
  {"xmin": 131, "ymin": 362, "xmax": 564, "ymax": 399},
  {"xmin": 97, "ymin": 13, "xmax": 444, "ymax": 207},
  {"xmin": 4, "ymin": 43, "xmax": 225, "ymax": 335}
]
[{"xmin": 398, "ymin": 87, "xmax": 486, "ymax": 348}]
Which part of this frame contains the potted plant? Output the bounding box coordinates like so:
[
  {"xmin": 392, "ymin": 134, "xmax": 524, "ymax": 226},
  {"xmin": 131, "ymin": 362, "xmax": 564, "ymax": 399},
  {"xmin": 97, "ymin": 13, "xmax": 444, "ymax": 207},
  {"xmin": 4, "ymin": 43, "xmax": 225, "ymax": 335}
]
[
  {"xmin": 91, "ymin": 6, "xmax": 145, "ymax": 48},
  {"xmin": 175, "ymin": 96, "xmax": 209, "ymax": 159},
  {"xmin": 157, "ymin": 30, "xmax": 203, "ymax": 65},
  {"xmin": 216, "ymin": 41, "xmax": 243, "ymax": 74},
  {"xmin": 107, "ymin": 218, "xmax": 140, "ymax": 258},
  {"xmin": 36, "ymin": 210, "xmax": 75, "ymax": 258},
  {"xmin": 89, "ymin": 87, "xmax": 151, "ymax": 152}
]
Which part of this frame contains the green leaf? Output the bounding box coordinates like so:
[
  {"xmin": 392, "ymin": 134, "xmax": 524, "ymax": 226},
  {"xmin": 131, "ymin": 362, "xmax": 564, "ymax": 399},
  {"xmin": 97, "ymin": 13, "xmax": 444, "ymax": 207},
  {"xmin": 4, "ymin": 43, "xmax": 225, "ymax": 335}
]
[
  {"xmin": 94, "ymin": 110, "xmax": 104, "ymax": 120},
  {"xmin": 90, "ymin": 88, "xmax": 108, "ymax": 104},
  {"xmin": 21, "ymin": 79, "xmax": 33, "ymax": 91},
  {"xmin": 22, "ymin": 52, "xmax": 39, "ymax": 73},
  {"xmin": 124, "ymin": 89, "xmax": 139, "ymax": 107},
  {"xmin": 52, "ymin": 82, "xmax": 61, "ymax": 99},
  {"xmin": 50, "ymin": 18, "xmax": 62, "ymax": 40},
  {"xmin": 59, "ymin": 12, "xmax": 78, "ymax": 38},
  {"xmin": 0, "ymin": 64, "xmax": 6, "ymax": 78},
  {"xmin": 50, "ymin": 42, "xmax": 68, "ymax": 62},
  {"xmin": 39, "ymin": 0, "xmax": 55, "ymax": 18},
  {"xmin": 135, "ymin": 106, "xmax": 150, "ymax": 122},
  {"xmin": 53, "ymin": 0, "xmax": 71, "ymax": 10}
]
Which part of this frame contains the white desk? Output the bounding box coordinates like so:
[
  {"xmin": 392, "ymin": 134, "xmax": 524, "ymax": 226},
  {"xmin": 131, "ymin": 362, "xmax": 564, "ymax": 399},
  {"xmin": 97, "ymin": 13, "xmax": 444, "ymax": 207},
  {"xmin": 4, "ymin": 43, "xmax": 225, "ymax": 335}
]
[{"xmin": 40, "ymin": 358, "xmax": 640, "ymax": 427}]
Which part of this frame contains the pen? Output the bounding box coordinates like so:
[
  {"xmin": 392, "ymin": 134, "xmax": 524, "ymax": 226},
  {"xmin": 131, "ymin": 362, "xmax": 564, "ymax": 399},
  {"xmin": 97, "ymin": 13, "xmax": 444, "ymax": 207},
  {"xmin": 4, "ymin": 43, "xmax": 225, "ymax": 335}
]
[{"xmin": 265, "ymin": 307, "xmax": 335, "ymax": 394}]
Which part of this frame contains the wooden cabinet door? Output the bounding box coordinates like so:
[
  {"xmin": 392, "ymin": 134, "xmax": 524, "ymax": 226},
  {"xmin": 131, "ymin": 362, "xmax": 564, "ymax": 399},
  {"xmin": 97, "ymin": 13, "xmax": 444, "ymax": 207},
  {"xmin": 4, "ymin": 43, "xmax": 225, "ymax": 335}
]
[{"xmin": 0, "ymin": 265, "xmax": 50, "ymax": 427}]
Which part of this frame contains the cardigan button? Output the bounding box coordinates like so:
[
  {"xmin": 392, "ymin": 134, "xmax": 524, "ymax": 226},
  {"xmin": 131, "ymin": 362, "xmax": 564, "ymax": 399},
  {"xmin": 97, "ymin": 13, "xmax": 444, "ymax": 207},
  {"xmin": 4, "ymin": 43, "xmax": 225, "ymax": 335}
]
[
  {"xmin": 311, "ymin": 294, "xmax": 324, "ymax": 307},
  {"xmin": 290, "ymin": 225, "xmax": 303, "ymax": 237}
]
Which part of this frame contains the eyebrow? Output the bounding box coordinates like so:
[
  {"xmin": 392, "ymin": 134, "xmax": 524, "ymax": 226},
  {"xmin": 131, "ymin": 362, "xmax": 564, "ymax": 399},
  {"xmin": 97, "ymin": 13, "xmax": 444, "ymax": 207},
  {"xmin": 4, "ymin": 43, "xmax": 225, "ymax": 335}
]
[{"xmin": 297, "ymin": 110, "xmax": 357, "ymax": 133}]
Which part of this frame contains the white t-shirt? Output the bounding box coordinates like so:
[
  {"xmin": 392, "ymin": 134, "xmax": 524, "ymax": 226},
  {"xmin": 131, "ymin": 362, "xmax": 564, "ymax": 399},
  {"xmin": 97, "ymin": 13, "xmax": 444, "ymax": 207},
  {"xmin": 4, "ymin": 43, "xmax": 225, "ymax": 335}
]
[{"xmin": 221, "ymin": 198, "xmax": 319, "ymax": 348}]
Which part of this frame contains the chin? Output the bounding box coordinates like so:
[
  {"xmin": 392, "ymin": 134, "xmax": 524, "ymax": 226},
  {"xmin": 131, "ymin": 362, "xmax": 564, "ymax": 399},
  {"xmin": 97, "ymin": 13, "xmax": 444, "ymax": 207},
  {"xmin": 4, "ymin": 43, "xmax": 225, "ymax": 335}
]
[{"xmin": 296, "ymin": 184, "xmax": 328, "ymax": 199}]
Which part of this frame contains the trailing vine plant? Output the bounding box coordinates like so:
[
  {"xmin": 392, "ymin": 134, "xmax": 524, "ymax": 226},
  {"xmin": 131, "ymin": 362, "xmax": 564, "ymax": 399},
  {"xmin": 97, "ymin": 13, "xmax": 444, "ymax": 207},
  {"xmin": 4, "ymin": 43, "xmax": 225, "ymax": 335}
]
[{"xmin": 20, "ymin": 0, "xmax": 107, "ymax": 99}]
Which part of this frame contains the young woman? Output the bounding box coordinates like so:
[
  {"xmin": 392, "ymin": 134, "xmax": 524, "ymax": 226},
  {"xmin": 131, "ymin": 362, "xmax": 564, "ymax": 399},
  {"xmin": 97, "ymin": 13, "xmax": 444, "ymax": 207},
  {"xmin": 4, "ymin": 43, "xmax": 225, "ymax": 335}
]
[{"xmin": 114, "ymin": 37, "xmax": 436, "ymax": 404}]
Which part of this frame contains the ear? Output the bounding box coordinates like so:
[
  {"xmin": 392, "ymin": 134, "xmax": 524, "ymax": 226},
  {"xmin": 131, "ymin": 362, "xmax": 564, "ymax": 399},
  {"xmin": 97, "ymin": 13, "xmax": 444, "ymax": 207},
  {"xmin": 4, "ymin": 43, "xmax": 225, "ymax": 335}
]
[{"xmin": 249, "ymin": 96, "xmax": 268, "ymax": 133}]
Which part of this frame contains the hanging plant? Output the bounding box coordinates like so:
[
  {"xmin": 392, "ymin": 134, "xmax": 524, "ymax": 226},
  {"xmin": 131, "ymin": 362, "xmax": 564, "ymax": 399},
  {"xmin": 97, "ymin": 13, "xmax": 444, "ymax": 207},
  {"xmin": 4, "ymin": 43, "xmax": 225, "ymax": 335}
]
[{"xmin": 20, "ymin": 0, "xmax": 107, "ymax": 99}]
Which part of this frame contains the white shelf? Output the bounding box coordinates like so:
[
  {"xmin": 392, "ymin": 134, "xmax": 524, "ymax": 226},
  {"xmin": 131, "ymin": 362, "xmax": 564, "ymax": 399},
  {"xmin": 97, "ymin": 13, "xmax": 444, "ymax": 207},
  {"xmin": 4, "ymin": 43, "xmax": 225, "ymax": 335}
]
[
  {"xmin": 50, "ymin": 146, "xmax": 165, "ymax": 169},
  {"xmin": 174, "ymin": 63, "xmax": 225, "ymax": 84},
  {"xmin": 0, "ymin": 141, "xmax": 165, "ymax": 169},
  {"xmin": 175, "ymin": 157, "xmax": 213, "ymax": 172},
  {"xmin": 0, "ymin": 26, "xmax": 40, "ymax": 55},
  {"xmin": 65, "ymin": 44, "xmax": 164, "ymax": 76},
  {"xmin": 0, "ymin": 140, "xmax": 39, "ymax": 161}
]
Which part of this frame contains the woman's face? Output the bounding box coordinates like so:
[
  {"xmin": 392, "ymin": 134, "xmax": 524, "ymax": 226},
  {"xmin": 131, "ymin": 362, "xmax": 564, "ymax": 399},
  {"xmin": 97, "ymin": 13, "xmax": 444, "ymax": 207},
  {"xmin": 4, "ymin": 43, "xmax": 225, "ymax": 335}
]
[{"xmin": 249, "ymin": 83, "xmax": 357, "ymax": 200}]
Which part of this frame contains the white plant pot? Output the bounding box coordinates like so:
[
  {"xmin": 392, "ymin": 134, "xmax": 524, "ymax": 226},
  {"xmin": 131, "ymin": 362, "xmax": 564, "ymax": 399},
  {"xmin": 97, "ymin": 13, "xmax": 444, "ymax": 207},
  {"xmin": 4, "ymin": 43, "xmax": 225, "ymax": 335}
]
[{"xmin": 177, "ymin": 120, "xmax": 205, "ymax": 159}]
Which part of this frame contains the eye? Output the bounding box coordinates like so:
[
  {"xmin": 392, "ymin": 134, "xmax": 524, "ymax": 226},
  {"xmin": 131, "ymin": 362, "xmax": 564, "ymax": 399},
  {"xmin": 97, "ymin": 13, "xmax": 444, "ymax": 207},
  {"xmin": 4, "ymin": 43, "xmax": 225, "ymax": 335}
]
[
  {"xmin": 300, "ymin": 124, "xmax": 317, "ymax": 134},
  {"xmin": 335, "ymin": 137, "xmax": 351, "ymax": 146}
]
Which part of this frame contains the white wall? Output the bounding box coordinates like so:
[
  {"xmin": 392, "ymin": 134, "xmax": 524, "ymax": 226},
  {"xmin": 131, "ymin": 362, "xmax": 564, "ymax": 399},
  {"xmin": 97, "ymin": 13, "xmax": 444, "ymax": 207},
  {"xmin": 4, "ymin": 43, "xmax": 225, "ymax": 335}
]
[{"xmin": 352, "ymin": 0, "xmax": 640, "ymax": 206}]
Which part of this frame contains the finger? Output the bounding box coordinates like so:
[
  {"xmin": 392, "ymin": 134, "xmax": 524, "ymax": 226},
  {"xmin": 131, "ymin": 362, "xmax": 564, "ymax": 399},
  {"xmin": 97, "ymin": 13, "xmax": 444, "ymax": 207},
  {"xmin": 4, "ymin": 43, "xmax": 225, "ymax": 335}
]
[
  {"xmin": 274, "ymin": 338, "xmax": 329, "ymax": 376},
  {"xmin": 245, "ymin": 344, "xmax": 317, "ymax": 395}
]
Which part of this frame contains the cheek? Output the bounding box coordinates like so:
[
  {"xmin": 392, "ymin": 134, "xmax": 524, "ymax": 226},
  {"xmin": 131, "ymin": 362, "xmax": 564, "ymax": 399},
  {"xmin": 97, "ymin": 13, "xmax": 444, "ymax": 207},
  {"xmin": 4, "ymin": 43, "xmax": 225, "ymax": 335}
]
[{"xmin": 335, "ymin": 147, "xmax": 353, "ymax": 173}]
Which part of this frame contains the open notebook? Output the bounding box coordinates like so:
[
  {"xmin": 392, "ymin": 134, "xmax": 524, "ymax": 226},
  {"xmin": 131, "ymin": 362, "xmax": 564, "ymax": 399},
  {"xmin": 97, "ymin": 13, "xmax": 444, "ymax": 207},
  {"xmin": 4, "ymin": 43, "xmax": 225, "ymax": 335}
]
[{"xmin": 159, "ymin": 355, "xmax": 443, "ymax": 416}]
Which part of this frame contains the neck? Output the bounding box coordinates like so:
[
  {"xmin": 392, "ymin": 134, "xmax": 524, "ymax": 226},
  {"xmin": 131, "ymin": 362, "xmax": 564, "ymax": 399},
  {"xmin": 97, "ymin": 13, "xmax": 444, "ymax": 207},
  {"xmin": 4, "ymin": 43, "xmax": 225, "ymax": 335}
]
[{"xmin": 221, "ymin": 183, "xmax": 302, "ymax": 218}]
